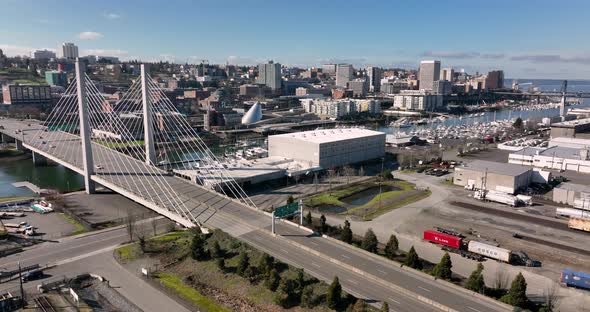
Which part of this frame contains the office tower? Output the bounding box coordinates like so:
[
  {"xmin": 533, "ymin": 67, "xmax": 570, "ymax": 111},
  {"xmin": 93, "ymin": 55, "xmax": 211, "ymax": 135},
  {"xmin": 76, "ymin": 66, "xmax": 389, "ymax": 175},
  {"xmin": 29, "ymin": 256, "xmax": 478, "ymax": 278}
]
[
  {"xmin": 322, "ymin": 64, "xmax": 337, "ymax": 75},
  {"xmin": 336, "ymin": 64, "xmax": 353, "ymax": 88},
  {"xmin": 33, "ymin": 49, "xmax": 56, "ymax": 60},
  {"xmin": 257, "ymin": 60, "xmax": 282, "ymax": 90},
  {"xmin": 441, "ymin": 67, "xmax": 454, "ymax": 82},
  {"xmin": 366, "ymin": 66, "xmax": 382, "ymax": 92},
  {"xmin": 60, "ymin": 42, "xmax": 79, "ymax": 60},
  {"xmin": 418, "ymin": 60, "xmax": 441, "ymax": 91},
  {"xmin": 486, "ymin": 70, "xmax": 504, "ymax": 90},
  {"xmin": 349, "ymin": 79, "xmax": 368, "ymax": 97}
]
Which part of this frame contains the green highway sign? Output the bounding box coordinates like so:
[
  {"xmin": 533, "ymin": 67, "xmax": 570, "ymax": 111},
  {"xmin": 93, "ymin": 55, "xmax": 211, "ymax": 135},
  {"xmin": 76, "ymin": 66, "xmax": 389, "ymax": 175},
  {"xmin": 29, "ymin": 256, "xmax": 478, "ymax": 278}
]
[{"xmin": 274, "ymin": 202, "xmax": 299, "ymax": 218}]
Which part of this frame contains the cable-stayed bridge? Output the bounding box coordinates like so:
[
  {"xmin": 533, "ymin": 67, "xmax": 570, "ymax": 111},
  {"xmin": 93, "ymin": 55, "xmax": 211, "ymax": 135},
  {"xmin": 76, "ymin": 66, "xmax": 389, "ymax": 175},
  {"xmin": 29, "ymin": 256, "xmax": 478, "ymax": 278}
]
[{"xmin": 0, "ymin": 61, "xmax": 510, "ymax": 312}]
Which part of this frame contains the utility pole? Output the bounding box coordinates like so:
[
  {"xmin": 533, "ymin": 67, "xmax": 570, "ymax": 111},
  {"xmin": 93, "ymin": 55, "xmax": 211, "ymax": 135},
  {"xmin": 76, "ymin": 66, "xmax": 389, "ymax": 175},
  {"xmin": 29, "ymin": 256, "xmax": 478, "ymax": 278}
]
[
  {"xmin": 141, "ymin": 64, "xmax": 156, "ymax": 166},
  {"xmin": 299, "ymin": 199, "xmax": 303, "ymax": 226},
  {"xmin": 75, "ymin": 59, "xmax": 95, "ymax": 194},
  {"xmin": 271, "ymin": 210, "xmax": 275, "ymax": 235},
  {"xmin": 18, "ymin": 261, "xmax": 24, "ymax": 307}
]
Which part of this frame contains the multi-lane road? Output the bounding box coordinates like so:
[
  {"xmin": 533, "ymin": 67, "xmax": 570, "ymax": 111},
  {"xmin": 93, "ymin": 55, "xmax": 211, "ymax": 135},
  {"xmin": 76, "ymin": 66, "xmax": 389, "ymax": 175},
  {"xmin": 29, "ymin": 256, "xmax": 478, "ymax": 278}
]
[{"xmin": 0, "ymin": 118, "xmax": 510, "ymax": 311}]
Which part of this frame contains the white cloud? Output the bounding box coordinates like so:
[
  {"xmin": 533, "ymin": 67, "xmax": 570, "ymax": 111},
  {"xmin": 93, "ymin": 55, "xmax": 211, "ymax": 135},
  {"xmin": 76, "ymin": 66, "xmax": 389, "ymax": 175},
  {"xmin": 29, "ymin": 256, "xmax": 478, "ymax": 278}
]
[
  {"xmin": 102, "ymin": 12, "xmax": 121, "ymax": 19},
  {"xmin": 81, "ymin": 49, "xmax": 128, "ymax": 58},
  {"xmin": 0, "ymin": 44, "xmax": 55, "ymax": 57},
  {"xmin": 78, "ymin": 31, "xmax": 104, "ymax": 40}
]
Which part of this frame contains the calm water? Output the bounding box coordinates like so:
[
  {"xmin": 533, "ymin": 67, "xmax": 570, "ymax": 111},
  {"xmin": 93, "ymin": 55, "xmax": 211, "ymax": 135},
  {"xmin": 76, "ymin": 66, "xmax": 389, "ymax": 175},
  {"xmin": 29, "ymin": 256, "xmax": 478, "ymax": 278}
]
[{"xmin": 0, "ymin": 157, "xmax": 84, "ymax": 197}]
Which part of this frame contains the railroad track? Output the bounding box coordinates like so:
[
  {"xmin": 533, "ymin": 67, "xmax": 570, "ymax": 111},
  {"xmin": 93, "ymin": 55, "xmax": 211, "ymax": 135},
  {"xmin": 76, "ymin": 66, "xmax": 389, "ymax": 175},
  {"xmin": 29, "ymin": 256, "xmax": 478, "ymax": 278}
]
[{"xmin": 35, "ymin": 296, "xmax": 56, "ymax": 312}]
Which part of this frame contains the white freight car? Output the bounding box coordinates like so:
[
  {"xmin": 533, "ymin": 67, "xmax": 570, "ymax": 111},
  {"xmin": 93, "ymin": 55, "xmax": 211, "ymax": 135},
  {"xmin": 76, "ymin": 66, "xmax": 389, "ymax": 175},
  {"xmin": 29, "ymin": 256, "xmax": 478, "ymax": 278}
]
[{"xmin": 467, "ymin": 241, "xmax": 511, "ymax": 263}]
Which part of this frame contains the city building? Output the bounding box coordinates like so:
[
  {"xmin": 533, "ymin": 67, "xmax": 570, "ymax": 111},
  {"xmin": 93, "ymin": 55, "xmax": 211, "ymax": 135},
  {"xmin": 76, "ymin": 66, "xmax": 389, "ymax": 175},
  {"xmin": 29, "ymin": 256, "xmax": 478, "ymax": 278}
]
[
  {"xmin": 433, "ymin": 80, "xmax": 452, "ymax": 95},
  {"xmin": 486, "ymin": 70, "xmax": 504, "ymax": 90},
  {"xmin": 381, "ymin": 81, "xmax": 410, "ymax": 94},
  {"xmin": 366, "ymin": 66, "xmax": 382, "ymax": 92},
  {"xmin": 322, "ymin": 64, "xmax": 337, "ymax": 75},
  {"xmin": 33, "ymin": 49, "xmax": 56, "ymax": 60},
  {"xmin": 454, "ymin": 160, "xmax": 533, "ymax": 194},
  {"xmin": 257, "ymin": 60, "xmax": 282, "ymax": 90},
  {"xmin": 59, "ymin": 42, "xmax": 79, "ymax": 60},
  {"xmin": 392, "ymin": 90, "xmax": 443, "ymax": 111},
  {"xmin": 550, "ymin": 118, "xmax": 590, "ymax": 138},
  {"xmin": 97, "ymin": 56, "xmax": 120, "ymax": 63},
  {"xmin": 268, "ymin": 128, "xmax": 385, "ymax": 168},
  {"xmin": 300, "ymin": 99, "xmax": 380, "ymax": 118},
  {"xmin": 418, "ymin": 60, "xmax": 440, "ymax": 91},
  {"xmin": 553, "ymin": 182, "xmax": 590, "ymax": 207},
  {"xmin": 348, "ymin": 79, "xmax": 368, "ymax": 97},
  {"xmin": 2, "ymin": 84, "xmax": 52, "ymax": 105},
  {"xmin": 241, "ymin": 102, "xmax": 262, "ymax": 125},
  {"xmin": 240, "ymin": 84, "xmax": 264, "ymax": 98},
  {"xmin": 336, "ymin": 64, "xmax": 353, "ymax": 88},
  {"xmin": 508, "ymin": 145, "xmax": 590, "ymax": 173},
  {"xmin": 441, "ymin": 68, "xmax": 454, "ymax": 82},
  {"xmin": 44, "ymin": 70, "xmax": 68, "ymax": 87}
]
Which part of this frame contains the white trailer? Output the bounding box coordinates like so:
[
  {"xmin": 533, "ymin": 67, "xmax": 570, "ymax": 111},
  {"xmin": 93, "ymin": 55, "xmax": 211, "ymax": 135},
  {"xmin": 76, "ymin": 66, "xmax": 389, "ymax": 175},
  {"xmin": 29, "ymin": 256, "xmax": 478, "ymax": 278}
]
[
  {"xmin": 556, "ymin": 207, "xmax": 590, "ymax": 219},
  {"xmin": 475, "ymin": 190, "xmax": 519, "ymax": 207},
  {"xmin": 467, "ymin": 241, "xmax": 512, "ymax": 263}
]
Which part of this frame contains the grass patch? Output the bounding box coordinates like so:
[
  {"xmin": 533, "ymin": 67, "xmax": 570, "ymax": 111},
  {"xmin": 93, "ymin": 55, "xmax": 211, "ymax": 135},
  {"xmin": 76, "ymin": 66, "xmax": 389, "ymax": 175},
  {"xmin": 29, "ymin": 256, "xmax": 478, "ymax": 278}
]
[
  {"xmin": 59, "ymin": 213, "xmax": 87, "ymax": 235},
  {"xmin": 96, "ymin": 140, "xmax": 144, "ymax": 149},
  {"xmin": 157, "ymin": 273, "xmax": 231, "ymax": 312},
  {"xmin": 357, "ymin": 189, "xmax": 431, "ymax": 220},
  {"xmin": 304, "ymin": 181, "xmax": 376, "ymax": 207},
  {"xmin": 149, "ymin": 231, "xmax": 186, "ymax": 242},
  {"xmin": 115, "ymin": 244, "xmax": 138, "ymax": 261}
]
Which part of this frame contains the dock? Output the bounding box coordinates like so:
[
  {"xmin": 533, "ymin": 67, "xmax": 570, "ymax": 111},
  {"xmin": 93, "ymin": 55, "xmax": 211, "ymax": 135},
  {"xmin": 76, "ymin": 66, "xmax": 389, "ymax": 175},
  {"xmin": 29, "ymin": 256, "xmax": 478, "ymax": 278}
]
[{"xmin": 11, "ymin": 182, "xmax": 52, "ymax": 194}]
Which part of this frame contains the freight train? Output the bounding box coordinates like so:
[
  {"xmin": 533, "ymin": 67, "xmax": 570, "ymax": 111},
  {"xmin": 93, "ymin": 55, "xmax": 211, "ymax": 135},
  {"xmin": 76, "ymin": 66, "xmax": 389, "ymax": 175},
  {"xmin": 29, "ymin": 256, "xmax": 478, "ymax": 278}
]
[
  {"xmin": 423, "ymin": 229, "xmax": 540, "ymax": 266},
  {"xmin": 560, "ymin": 269, "xmax": 590, "ymax": 291}
]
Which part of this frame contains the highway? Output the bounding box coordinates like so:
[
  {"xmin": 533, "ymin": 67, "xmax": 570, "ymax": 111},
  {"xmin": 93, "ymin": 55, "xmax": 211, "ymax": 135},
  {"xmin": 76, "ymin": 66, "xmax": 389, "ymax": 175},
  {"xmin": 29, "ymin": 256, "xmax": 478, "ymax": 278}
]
[{"xmin": 0, "ymin": 118, "xmax": 510, "ymax": 311}]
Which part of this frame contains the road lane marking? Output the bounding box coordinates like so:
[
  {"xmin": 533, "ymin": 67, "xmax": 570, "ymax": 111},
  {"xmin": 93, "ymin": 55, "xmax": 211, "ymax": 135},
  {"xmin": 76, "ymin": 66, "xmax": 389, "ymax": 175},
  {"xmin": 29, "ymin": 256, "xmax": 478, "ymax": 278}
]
[
  {"xmin": 467, "ymin": 307, "xmax": 482, "ymax": 312},
  {"xmin": 309, "ymin": 241, "xmax": 319, "ymax": 246},
  {"xmin": 388, "ymin": 297, "xmax": 400, "ymax": 304},
  {"xmin": 54, "ymin": 245, "xmax": 119, "ymax": 266},
  {"xmin": 341, "ymin": 254, "xmax": 351, "ymax": 259},
  {"xmin": 280, "ymin": 248, "xmax": 289, "ymax": 254},
  {"xmin": 310, "ymin": 262, "xmax": 321, "ymax": 268},
  {"xmin": 347, "ymin": 279, "xmax": 358, "ymax": 285},
  {"xmin": 377, "ymin": 269, "xmax": 388, "ymax": 275},
  {"xmin": 417, "ymin": 286, "xmax": 431, "ymax": 292}
]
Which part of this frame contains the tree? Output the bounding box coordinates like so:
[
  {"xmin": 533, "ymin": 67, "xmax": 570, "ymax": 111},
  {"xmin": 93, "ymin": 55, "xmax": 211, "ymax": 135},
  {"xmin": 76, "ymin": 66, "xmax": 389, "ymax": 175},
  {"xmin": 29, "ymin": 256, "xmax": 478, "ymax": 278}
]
[
  {"xmin": 341, "ymin": 220, "xmax": 353, "ymax": 244},
  {"xmin": 361, "ymin": 228, "xmax": 378, "ymax": 253},
  {"xmin": 300, "ymin": 285, "xmax": 316, "ymax": 308},
  {"xmin": 257, "ymin": 254, "xmax": 274, "ymax": 278},
  {"xmin": 287, "ymin": 195, "xmax": 295, "ymax": 205},
  {"xmin": 466, "ymin": 263, "xmax": 485, "ymax": 293},
  {"xmin": 381, "ymin": 302, "xmax": 390, "ymax": 312},
  {"xmin": 405, "ymin": 246, "xmax": 422, "ymax": 270},
  {"xmin": 304, "ymin": 211, "xmax": 312, "ymax": 226},
  {"xmin": 327, "ymin": 276, "xmax": 342, "ymax": 310},
  {"xmin": 151, "ymin": 217, "xmax": 158, "ymax": 236},
  {"xmin": 503, "ymin": 272, "xmax": 528, "ymax": 308},
  {"xmin": 210, "ymin": 241, "xmax": 223, "ymax": 258},
  {"xmin": 319, "ymin": 214, "xmax": 327, "ymax": 233},
  {"xmin": 350, "ymin": 299, "xmax": 369, "ymax": 312},
  {"xmin": 126, "ymin": 210, "xmax": 136, "ymax": 241},
  {"xmin": 190, "ymin": 233, "xmax": 207, "ymax": 260},
  {"xmin": 513, "ymin": 117, "xmax": 523, "ymax": 129},
  {"xmin": 138, "ymin": 236, "xmax": 146, "ymax": 252},
  {"xmin": 236, "ymin": 251, "xmax": 250, "ymax": 276},
  {"xmin": 216, "ymin": 258, "xmax": 225, "ymax": 271},
  {"xmin": 265, "ymin": 268, "xmax": 281, "ymax": 291},
  {"xmin": 384, "ymin": 234, "xmax": 399, "ymax": 259},
  {"xmin": 358, "ymin": 166, "xmax": 365, "ymax": 177},
  {"xmin": 294, "ymin": 268, "xmax": 306, "ymax": 296},
  {"xmin": 274, "ymin": 278, "xmax": 297, "ymax": 308},
  {"xmin": 432, "ymin": 252, "xmax": 453, "ymax": 280}
]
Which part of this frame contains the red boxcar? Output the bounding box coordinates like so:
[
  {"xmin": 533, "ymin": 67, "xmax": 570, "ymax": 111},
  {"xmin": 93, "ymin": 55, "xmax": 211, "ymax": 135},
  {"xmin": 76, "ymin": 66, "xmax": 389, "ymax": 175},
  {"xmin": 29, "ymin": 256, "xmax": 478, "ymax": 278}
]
[{"xmin": 423, "ymin": 230, "xmax": 462, "ymax": 249}]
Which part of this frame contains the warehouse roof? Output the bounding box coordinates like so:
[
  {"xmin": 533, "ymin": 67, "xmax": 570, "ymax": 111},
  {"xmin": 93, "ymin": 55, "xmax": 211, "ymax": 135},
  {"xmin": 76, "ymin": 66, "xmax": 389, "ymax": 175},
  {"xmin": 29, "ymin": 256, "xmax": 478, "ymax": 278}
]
[
  {"xmin": 514, "ymin": 147, "xmax": 545, "ymax": 156},
  {"xmin": 555, "ymin": 182, "xmax": 590, "ymax": 193},
  {"xmin": 459, "ymin": 160, "xmax": 531, "ymax": 176},
  {"xmin": 270, "ymin": 128, "xmax": 384, "ymax": 144},
  {"xmin": 539, "ymin": 146, "xmax": 583, "ymax": 160},
  {"xmin": 551, "ymin": 117, "xmax": 590, "ymax": 128}
]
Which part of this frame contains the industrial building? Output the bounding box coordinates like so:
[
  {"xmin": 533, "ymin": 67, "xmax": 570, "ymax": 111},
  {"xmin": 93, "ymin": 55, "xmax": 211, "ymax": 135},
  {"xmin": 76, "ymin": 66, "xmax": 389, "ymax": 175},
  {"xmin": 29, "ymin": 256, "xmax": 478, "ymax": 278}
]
[
  {"xmin": 553, "ymin": 182, "xmax": 590, "ymax": 207},
  {"xmin": 454, "ymin": 160, "xmax": 533, "ymax": 194},
  {"xmin": 268, "ymin": 128, "xmax": 385, "ymax": 168},
  {"xmin": 508, "ymin": 144, "xmax": 590, "ymax": 173},
  {"xmin": 2, "ymin": 84, "xmax": 52, "ymax": 105},
  {"xmin": 550, "ymin": 118, "xmax": 590, "ymax": 138}
]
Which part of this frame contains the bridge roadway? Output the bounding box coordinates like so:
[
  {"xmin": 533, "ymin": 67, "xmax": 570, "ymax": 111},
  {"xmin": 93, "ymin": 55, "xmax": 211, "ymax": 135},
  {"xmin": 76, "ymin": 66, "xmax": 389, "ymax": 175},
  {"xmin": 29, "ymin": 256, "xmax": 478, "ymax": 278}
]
[{"xmin": 0, "ymin": 118, "xmax": 509, "ymax": 312}]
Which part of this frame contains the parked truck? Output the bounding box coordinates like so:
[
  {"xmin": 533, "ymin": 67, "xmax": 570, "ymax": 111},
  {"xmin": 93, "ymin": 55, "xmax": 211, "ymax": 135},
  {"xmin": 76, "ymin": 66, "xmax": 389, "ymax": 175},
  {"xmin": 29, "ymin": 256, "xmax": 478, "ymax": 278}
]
[
  {"xmin": 474, "ymin": 190, "xmax": 520, "ymax": 207},
  {"xmin": 561, "ymin": 269, "xmax": 590, "ymax": 291}
]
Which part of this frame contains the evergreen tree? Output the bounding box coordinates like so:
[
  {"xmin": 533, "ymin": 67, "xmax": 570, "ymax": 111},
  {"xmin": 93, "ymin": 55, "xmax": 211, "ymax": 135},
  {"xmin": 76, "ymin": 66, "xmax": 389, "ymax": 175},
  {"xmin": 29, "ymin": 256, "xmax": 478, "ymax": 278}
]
[
  {"xmin": 351, "ymin": 299, "xmax": 369, "ymax": 312},
  {"xmin": 513, "ymin": 117, "xmax": 523, "ymax": 129},
  {"xmin": 327, "ymin": 276, "xmax": 342, "ymax": 310},
  {"xmin": 384, "ymin": 234, "xmax": 399, "ymax": 259},
  {"xmin": 236, "ymin": 251, "xmax": 250, "ymax": 276},
  {"xmin": 287, "ymin": 195, "xmax": 295, "ymax": 204},
  {"xmin": 265, "ymin": 268, "xmax": 281, "ymax": 291},
  {"xmin": 300, "ymin": 285, "xmax": 316, "ymax": 308},
  {"xmin": 381, "ymin": 302, "xmax": 390, "ymax": 312},
  {"xmin": 274, "ymin": 278, "xmax": 297, "ymax": 308},
  {"xmin": 361, "ymin": 228, "xmax": 378, "ymax": 253},
  {"xmin": 341, "ymin": 220, "xmax": 353, "ymax": 244},
  {"xmin": 257, "ymin": 254, "xmax": 274, "ymax": 278},
  {"xmin": 504, "ymin": 272, "xmax": 528, "ymax": 308},
  {"xmin": 304, "ymin": 211, "xmax": 312, "ymax": 226},
  {"xmin": 190, "ymin": 233, "xmax": 207, "ymax": 260},
  {"xmin": 465, "ymin": 263, "xmax": 485, "ymax": 293},
  {"xmin": 405, "ymin": 246, "xmax": 422, "ymax": 270},
  {"xmin": 216, "ymin": 257, "xmax": 225, "ymax": 271},
  {"xmin": 432, "ymin": 252, "xmax": 453, "ymax": 280},
  {"xmin": 319, "ymin": 214, "xmax": 327, "ymax": 233},
  {"xmin": 210, "ymin": 240, "xmax": 223, "ymax": 258},
  {"xmin": 294, "ymin": 268, "xmax": 305, "ymax": 295}
]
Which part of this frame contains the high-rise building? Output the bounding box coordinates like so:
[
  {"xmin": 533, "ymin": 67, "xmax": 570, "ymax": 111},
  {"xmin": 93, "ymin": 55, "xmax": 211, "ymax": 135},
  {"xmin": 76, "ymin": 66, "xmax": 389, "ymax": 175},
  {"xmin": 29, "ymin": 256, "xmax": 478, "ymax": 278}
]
[
  {"xmin": 257, "ymin": 61, "xmax": 282, "ymax": 90},
  {"xmin": 336, "ymin": 64, "xmax": 353, "ymax": 88},
  {"xmin": 33, "ymin": 49, "xmax": 56, "ymax": 60},
  {"xmin": 440, "ymin": 68, "xmax": 454, "ymax": 82},
  {"xmin": 322, "ymin": 64, "xmax": 337, "ymax": 75},
  {"xmin": 486, "ymin": 70, "xmax": 504, "ymax": 90},
  {"xmin": 45, "ymin": 70, "xmax": 68, "ymax": 87},
  {"xmin": 59, "ymin": 42, "xmax": 79, "ymax": 60},
  {"xmin": 418, "ymin": 60, "xmax": 441, "ymax": 91},
  {"xmin": 349, "ymin": 79, "xmax": 368, "ymax": 97},
  {"xmin": 366, "ymin": 67, "xmax": 382, "ymax": 92}
]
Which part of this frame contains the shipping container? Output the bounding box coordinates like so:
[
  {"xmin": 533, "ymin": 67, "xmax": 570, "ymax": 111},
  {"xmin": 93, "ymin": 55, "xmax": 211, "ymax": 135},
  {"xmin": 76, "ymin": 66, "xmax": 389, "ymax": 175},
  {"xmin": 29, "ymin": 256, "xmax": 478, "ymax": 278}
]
[
  {"xmin": 569, "ymin": 218, "xmax": 590, "ymax": 232},
  {"xmin": 467, "ymin": 241, "xmax": 511, "ymax": 263},
  {"xmin": 561, "ymin": 269, "xmax": 590, "ymax": 291},
  {"xmin": 423, "ymin": 230, "xmax": 462, "ymax": 249},
  {"xmin": 556, "ymin": 208, "xmax": 590, "ymax": 219}
]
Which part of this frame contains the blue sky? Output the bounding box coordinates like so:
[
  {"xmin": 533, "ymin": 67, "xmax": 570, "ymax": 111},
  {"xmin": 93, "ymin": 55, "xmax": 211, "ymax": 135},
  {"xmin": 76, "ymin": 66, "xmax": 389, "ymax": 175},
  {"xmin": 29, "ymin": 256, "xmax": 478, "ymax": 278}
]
[{"xmin": 1, "ymin": 0, "xmax": 590, "ymax": 79}]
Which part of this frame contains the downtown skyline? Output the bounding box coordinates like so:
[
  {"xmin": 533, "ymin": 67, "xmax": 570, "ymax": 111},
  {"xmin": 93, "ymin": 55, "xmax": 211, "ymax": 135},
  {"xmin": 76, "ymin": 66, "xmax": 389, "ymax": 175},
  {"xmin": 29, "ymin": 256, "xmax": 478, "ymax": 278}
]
[{"xmin": 1, "ymin": 0, "xmax": 590, "ymax": 79}]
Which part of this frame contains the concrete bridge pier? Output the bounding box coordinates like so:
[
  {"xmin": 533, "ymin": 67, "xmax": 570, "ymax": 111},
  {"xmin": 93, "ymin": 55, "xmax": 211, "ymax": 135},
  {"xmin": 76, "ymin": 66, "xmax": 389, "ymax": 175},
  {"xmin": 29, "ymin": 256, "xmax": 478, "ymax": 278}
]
[
  {"xmin": 32, "ymin": 151, "xmax": 48, "ymax": 166},
  {"xmin": 1, "ymin": 133, "xmax": 15, "ymax": 144},
  {"xmin": 15, "ymin": 139, "xmax": 24, "ymax": 151}
]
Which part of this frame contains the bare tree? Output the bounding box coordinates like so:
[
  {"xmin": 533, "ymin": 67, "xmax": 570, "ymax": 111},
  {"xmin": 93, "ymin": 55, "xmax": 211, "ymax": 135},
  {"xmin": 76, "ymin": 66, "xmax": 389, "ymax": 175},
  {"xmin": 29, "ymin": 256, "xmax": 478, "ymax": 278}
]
[
  {"xmin": 544, "ymin": 283, "xmax": 559, "ymax": 311},
  {"xmin": 493, "ymin": 267, "xmax": 510, "ymax": 290},
  {"xmin": 327, "ymin": 169, "xmax": 337, "ymax": 195},
  {"xmin": 343, "ymin": 166, "xmax": 356, "ymax": 184},
  {"xmin": 358, "ymin": 166, "xmax": 365, "ymax": 177},
  {"xmin": 126, "ymin": 210, "xmax": 136, "ymax": 242},
  {"xmin": 151, "ymin": 217, "xmax": 158, "ymax": 236},
  {"xmin": 293, "ymin": 174, "xmax": 301, "ymax": 185}
]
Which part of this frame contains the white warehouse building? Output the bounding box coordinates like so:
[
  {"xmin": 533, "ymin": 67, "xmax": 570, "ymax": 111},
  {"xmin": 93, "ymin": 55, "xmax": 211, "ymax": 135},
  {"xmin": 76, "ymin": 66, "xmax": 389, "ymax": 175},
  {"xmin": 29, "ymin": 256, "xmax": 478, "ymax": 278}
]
[{"xmin": 268, "ymin": 128, "xmax": 385, "ymax": 168}]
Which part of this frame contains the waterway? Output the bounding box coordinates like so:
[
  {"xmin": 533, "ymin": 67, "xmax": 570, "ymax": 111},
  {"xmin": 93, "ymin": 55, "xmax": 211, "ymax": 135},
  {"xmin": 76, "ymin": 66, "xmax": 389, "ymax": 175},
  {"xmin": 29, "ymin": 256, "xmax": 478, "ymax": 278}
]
[{"xmin": 0, "ymin": 157, "xmax": 84, "ymax": 197}]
